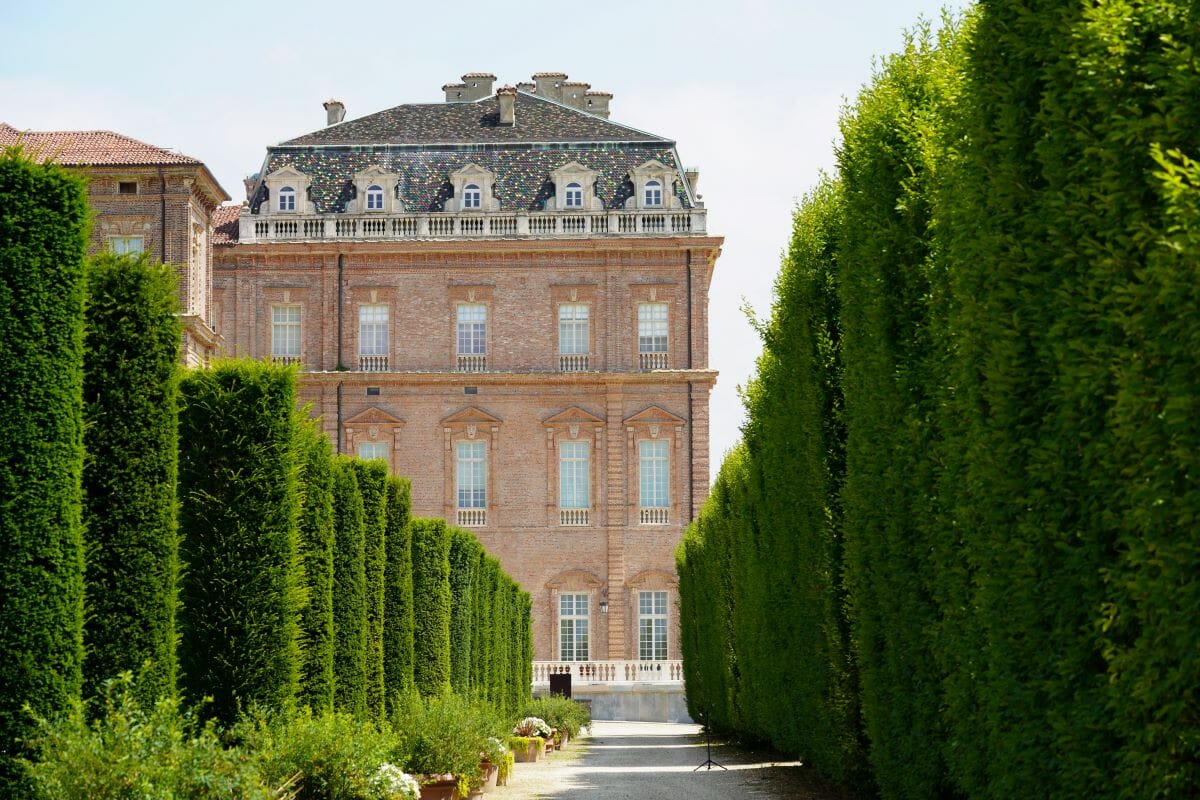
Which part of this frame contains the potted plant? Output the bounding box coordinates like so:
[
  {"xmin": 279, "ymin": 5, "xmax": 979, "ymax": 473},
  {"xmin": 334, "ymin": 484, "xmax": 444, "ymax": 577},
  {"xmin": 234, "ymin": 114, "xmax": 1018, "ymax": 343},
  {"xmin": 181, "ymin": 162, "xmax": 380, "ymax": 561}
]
[
  {"xmin": 475, "ymin": 737, "xmax": 505, "ymax": 793},
  {"xmin": 369, "ymin": 764, "xmax": 421, "ymax": 800},
  {"xmin": 510, "ymin": 717, "xmax": 551, "ymax": 762},
  {"xmin": 400, "ymin": 696, "xmax": 488, "ymax": 800}
]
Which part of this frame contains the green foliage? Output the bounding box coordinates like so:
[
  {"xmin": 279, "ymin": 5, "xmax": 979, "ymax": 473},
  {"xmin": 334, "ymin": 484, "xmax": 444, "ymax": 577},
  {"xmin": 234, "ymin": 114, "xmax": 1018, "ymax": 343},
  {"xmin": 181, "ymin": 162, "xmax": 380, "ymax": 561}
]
[
  {"xmin": 26, "ymin": 674, "xmax": 273, "ymax": 800},
  {"xmin": 297, "ymin": 422, "xmax": 336, "ymax": 713},
  {"xmin": 81, "ymin": 252, "xmax": 181, "ymax": 706},
  {"xmin": 383, "ymin": 476, "xmax": 414, "ymax": 712},
  {"xmin": 351, "ymin": 459, "xmax": 389, "ymax": 720},
  {"xmin": 332, "ymin": 458, "xmax": 368, "ymax": 717},
  {"xmin": 519, "ymin": 696, "xmax": 591, "ymax": 738},
  {"xmin": 447, "ymin": 527, "xmax": 482, "ymax": 696},
  {"xmin": 395, "ymin": 693, "xmax": 501, "ymax": 784},
  {"xmin": 409, "ymin": 518, "xmax": 452, "ymax": 698},
  {"xmin": 0, "ymin": 149, "xmax": 89, "ymax": 797},
  {"xmin": 177, "ymin": 361, "xmax": 303, "ymax": 725}
]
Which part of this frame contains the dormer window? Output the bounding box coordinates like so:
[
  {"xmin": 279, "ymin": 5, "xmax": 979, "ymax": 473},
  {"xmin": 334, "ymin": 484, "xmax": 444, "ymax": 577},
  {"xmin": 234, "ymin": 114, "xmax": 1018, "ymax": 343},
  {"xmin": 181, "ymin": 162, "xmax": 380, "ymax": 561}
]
[
  {"xmin": 565, "ymin": 183, "xmax": 583, "ymax": 208},
  {"xmin": 278, "ymin": 186, "xmax": 296, "ymax": 212},
  {"xmin": 644, "ymin": 180, "xmax": 663, "ymax": 207},
  {"xmin": 463, "ymin": 184, "xmax": 482, "ymax": 209},
  {"xmin": 365, "ymin": 185, "xmax": 384, "ymax": 211}
]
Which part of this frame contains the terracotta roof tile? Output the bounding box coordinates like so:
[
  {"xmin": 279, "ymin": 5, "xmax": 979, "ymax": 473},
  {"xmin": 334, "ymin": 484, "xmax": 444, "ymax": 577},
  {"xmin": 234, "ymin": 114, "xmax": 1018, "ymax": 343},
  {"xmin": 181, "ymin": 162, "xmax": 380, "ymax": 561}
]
[
  {"xmin": 211, "ymin": 205, "xmax": 241, "ymax": 245},
  {"xmin": 0, "ymin": 123, "xmax": 202, "ymax": 166}
]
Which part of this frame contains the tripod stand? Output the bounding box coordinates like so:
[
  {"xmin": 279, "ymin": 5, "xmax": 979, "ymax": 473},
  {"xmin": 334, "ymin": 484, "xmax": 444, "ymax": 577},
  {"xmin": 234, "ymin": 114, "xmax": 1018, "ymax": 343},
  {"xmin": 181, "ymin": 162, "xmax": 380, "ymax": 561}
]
[{"xmin": 693, "ymin": 710, "xmax": 727, "ymax": 771}]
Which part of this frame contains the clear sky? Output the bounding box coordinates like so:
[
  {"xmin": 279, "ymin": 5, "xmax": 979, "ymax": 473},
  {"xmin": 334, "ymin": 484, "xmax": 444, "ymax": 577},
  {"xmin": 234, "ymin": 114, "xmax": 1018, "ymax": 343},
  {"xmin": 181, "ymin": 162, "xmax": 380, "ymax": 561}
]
[{"xmin": 2, "ymin": 0, "xmax": 963, "ymax": 477}]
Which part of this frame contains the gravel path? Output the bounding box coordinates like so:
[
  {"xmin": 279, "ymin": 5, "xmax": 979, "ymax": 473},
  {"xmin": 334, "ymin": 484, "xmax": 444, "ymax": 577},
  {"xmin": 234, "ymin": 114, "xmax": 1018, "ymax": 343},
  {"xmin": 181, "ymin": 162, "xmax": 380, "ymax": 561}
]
[{"xmin": 487, "ymin": 721, "xmax": 865, "ymax": 800}]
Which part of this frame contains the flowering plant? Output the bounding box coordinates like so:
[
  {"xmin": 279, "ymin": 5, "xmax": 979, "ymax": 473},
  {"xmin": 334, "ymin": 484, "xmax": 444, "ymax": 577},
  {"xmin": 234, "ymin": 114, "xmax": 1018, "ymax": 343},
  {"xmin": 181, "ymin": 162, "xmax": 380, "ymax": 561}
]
[
  {"xmin": 512, "ymin": 717, "xmax": 552, "ymax": 738},
  {"xmin": 368, "ymin": 763, "xmax": 420, "ymax": 800},
  {"xmin": 480, "ymin": 735, "xmax": 507, "ymax": 764}
]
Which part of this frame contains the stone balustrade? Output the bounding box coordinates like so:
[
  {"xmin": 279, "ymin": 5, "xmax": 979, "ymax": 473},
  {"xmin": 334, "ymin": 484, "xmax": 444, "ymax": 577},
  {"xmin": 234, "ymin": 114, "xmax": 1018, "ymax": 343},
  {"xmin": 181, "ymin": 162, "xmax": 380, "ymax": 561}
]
[
  {"xmin": 240, "ymin": 208, "xmax": 707, "ymax": 243},
  {"xmin": 533, "ymin": 660, "xmax": 684, "ymax": 684},
  {"xmin": 457, "ymin": 508, "xmax": 487, "ymax": 527},
  {"xmin": 559, "ymin": 508, "xmax": 590, "ymax": 526}
]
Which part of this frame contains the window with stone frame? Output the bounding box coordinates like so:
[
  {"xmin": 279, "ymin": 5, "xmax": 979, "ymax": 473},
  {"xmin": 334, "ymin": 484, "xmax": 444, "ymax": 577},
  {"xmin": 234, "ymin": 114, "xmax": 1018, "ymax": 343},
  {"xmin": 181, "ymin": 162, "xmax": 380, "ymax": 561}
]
[
  {"xmin": 110, "ymin": 236, "xmax": 144, "ymax": 255},
  {"xmin": 558, "ymin": 303, "xmax": 589, "ymax": 370},
  {"xmin": 637, "ymin": 302, "xmax": 668, "ymax": 369},
  {"xmin": 559, "ymin": 441, "xmax": 590, "ymax": 512},
  {"xmin": 644, "ymin": 180, "xmax": 663, "ymax": 207},
  {"xmin": 638, "ymin": 590, "xmax": 668, "ymax": 660},
  {"xmin": 638, "ymin": 439, "xmax": 669, "ymax": 512},
  {"xmin": 456, "ymin": 440, "xmax": 487, "ymax": 512},
  {"xmin": 278, "ymin": 186, "xmax": 296, "ymax": 211},
  {"xmin": 462, "ymin": 183, "xmax": 482, "ymax": 209},
  {"xmin": 365, "ymin": 184, "xmax": 385, "ymax": 211},
  {"xmin": 358, "ymin": 304, "xmax": 389, "ymax": 370},
  {"xmin": 358, "ymin": 441, "xmax": 388, "ymax": 462},
  {"xmin": 564, "ymin": 182, "xmax": 583, "ymax": 208},
  {"xmin": 271, "ymin": 305, "xmax": 301, "ymax": 361},
  {"xmin": 559, "ymin": 592, "xmax": 590, "ymax": 661}
]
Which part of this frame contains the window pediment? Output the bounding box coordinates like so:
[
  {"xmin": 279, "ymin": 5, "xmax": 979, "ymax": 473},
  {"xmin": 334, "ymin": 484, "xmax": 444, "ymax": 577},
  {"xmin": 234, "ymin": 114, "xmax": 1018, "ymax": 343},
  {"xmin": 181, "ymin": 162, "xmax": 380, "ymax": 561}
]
[
  {"xmin": 626, "ymin": 159, "xmax": 679, "ymax": 210},
  {"xmin": 546, "ymin": 569, "xmax": 604, "ymax": 590},
  {"xmin": 543, "ymin": 406, "xmax": 604, "ymax": 427},
  {"xmin": 547, "ymin": 162, "xmax": 602, "ymax": 211},
  {"xmin": 623, "ymin": 405, "xmax": 686, "ymax": 428},
  {"xmin": 263, "ymin": 166, "xmax": 311, "ymax": 214},
  {"xmin": 442, "ymin": 405, "xmax": 503, "ymax": 430},
  {"xmin": 625, "ymin": 568, "xmax": 678, "ymax": 589},
  {"xmin": 448, "ymin": 164, "xmax": 499, "ymax": 211},
  {"xmin": 352, "ymin": 165, "xmax": 402, "ymax": 214},
  {"xmin": 345, "ymin": 406, "xmax": 405, "ymax": 426}
]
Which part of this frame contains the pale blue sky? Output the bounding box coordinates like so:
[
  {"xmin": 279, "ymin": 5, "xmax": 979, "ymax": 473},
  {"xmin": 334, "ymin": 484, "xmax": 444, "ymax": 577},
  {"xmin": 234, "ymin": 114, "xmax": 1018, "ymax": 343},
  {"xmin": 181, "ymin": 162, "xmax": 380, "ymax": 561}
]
[{"xmin": 2, "ymin": 0, "xmax": 964, "ymax": 475}]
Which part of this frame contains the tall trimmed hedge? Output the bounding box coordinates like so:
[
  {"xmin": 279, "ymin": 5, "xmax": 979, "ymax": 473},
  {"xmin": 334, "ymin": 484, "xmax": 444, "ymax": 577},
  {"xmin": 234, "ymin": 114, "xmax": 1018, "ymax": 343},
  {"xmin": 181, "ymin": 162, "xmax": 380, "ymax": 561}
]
[
  {"xmin": 382, "ymin": 475, "xmax": 414, "ymax": 710},
  {"xmin": 409, "ymin": 517, "xmax": 452, "ymax": 698},
  {"xmin": 296, "ymin": 421, "xmax": 336, "ymax": 713},
  {"xmin": 81, "ymin": 252, "xmax": 181, "ymax": 705},
  {"xmin": 447, "ymin": 528, "xmax": 482, "ymax": 696},
  {"xmin": 331, "ymin": 458, "xmax": 367, "ymax": 716},
  {"xmin": 0, "ymin": 149, "xmax": 89, "ymax": 797},
  {"xmin": 350, "ymin": 459, "xmax": 388, "ymax": 720},
  {"xmin": 177, "ymin": 362, "xmax": 303, "ymax": 725}
]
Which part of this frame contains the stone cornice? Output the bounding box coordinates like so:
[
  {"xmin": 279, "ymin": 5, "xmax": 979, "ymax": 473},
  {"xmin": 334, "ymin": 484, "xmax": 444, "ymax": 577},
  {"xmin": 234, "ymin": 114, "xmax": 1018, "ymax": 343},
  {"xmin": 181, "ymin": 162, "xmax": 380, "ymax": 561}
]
[
  {"xmin": 297, "ymin": 369, "xmax": 717, "ymax": 388},
  {"xmin": 217, "ymin": 234, "xmax": 723, "ymax": 257}
]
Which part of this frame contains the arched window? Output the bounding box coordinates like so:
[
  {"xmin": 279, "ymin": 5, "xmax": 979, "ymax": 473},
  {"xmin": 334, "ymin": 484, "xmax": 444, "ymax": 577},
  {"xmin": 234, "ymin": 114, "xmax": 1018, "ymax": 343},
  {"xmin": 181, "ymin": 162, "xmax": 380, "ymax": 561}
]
[
  {"xmin": 644, "ymin": 180, "xmax": 662, "ymax": 207},
  {"xmin": 278, "ymin": 186, "xmax": 296, "ymax": 212},
  {"xmin": 365, "ymin": 184, "xmax": 384, "ymax": 211},
  {"xmin": 463, "ymin": 183, "xmax": 481, "ymax": 209},
  {"xmin": 565, "ymin": 182, "xmax": 583, "ymax": 208}
]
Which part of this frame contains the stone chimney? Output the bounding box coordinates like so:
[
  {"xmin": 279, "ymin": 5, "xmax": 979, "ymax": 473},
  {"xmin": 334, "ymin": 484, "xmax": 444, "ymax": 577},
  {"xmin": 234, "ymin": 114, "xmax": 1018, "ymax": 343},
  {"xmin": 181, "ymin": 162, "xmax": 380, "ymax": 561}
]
[
  {"xmin": 243, "ymin": 177, "xmax": 258, "ymax": 203},
  {"xmin": 532, "ymin": 72, "xmax": 568, "ymax": 103},
  {"xmin": 323, "ymin": 99, "xmax": 346, "ymax": 126},
  {"xmin": 685, "ymin": 167, "xmax": 700, "ymax": 195},
  {"xmin": 585, "ymin": 90, "xmax": 612, "ymax": 118},
  {"xmin": 461, "ymin": 72, "xmax": 496, "ymax": 101},
  {"xmin": 443, "ymin": 82, "xmax": 468, "ymax": 102},
  {"xmin": 561, "ymin": 80, "xmax": 591, "ymax": 110},
  {"xmin": 497, "ymin": 85, "xmax": 517, "ymax": 126},
  {"xmin": 516, "ymin": 81, "xmax": 535, "ymax": 93}
]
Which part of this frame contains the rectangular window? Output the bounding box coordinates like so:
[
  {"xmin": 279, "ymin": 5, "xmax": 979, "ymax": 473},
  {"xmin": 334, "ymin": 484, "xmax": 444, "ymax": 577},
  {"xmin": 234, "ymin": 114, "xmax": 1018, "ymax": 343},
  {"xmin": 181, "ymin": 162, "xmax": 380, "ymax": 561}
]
[
  {"xmin": 118, "ymin": 181, "xmax": 137, "ymax": 195},
  {"xmin": 271, "ymin": 305, "xmax": 301, "ymax": 358},
  {"xmin": 558, "ymin": 304, "xmax": 589, "ymax": 355},
  {"xmin": 638, "ymin": 303, "xmax": 668, "ymax": 353},
  {"xmin": 456, "ymin": 440, "xmax": 486, "ymax": 510},
  {"xmin": 456, "ymin": 304, "xmax": 487, "ymax": 355},
  {"xmin": 559, "ymin": 441, "xmax": 590, "ymax": 510},
  {"xmin": 359, "ymin": 304, "xmax": 388, "ymax": 355},
  {"xmin": 638, "ymin": 590, "xmax": 668, "ymax": 661},
  {"xmin": 559, "ymin": 593, "xmax": 590, "ymax": 661},
  {"xmin": 110, "ymin": 236, "xmax": 144, "ymax": 255},
  {"xmin": 639, "ymin": 440, "xmax": 669, "ymax": 509},
  {"xmin": 357, "ymin": 442, "xmax": 388, "ymax": 462}
]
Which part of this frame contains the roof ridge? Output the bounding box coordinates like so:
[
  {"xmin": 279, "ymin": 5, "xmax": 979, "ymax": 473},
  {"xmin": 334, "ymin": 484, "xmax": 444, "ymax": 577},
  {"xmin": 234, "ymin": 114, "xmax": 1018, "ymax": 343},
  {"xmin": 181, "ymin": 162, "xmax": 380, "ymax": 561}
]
[{"xmin": 513, "ymin": 89, "xmax": 669, "ymax": 143}]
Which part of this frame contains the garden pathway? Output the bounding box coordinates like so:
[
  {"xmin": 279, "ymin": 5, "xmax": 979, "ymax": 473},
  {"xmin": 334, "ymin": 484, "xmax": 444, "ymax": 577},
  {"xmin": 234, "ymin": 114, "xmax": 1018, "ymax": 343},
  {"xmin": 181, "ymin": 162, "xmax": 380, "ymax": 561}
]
[{"xmin": 488, "ymin": 721, "xmax": 863, "ymax": 800}]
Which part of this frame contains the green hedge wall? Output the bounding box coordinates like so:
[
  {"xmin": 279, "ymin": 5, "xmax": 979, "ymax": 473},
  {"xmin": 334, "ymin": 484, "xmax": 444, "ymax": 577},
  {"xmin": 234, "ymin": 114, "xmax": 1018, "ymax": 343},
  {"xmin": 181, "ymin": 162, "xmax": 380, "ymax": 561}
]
[
  {"xmin": 410, "ymin": 517, "xmax": 452, "ymax": 698},
  {"xmin": 331, "ymin": 457, "xmax": 367, "ymax": 716},
  {"xmin": 350, "ymin": 459, "xmax": 388, "ymax": 720},
  {"xmin": 447, "ymin": 527, "xmax": 482, "ymax": 696},
  {"xmin": 81, "ymin": 252, "xmax": 181, "ymax": 705},
  {"xmin": 296, "ymin": 421, "xmax": 335, "ymax": 713},
  {"xmin": 0, "ymin": 149, "xmax": 89, "ymax": 797},
  {"xmin": 177, "ymin": 362, "xmax": 302, "ymax": 725},
  {"xmin": 382, "ymin": 475, "xmax": 414, "ymax": 711}
]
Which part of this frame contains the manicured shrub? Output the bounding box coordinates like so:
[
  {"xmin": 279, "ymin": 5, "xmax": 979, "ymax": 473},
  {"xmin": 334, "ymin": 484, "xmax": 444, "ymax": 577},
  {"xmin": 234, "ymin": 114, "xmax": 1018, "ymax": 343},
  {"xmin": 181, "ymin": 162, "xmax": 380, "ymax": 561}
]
[
  {"xmin": 331, "ymin": 457, "xmax": 368, "ymax": 717},
  {"xmin": 177, "ymin": 361, "xmax": 303, "ymax": 725},
  {"xmin": 81, "ymin": 252, "xmax": 181, "ymax": 706},
  {"xmin": 350, "ymin": 459, "xmax": 388, "ymax": 720},
  {"xmin": 396, "ymin": 693, "xmax": 502, "ymax": 790},
  {"xmin": 297, "ymin": 421, "xmax": 336, "ymax": 713},
  {"xmin": 520, "ymin": 696, "xmax": 590, "ymax": 738},
  {"xmin": 0, "ymin": 149, "xmax": 89, "ymax": 796},
  {"xmin": 447, "ymin": 527, "xmax": 482, "ymax": 695},
  {"xmin": 383, "ymin": 475, "xmax": 414, "ymax": 711},
  {"xmin": 409, "ymin": 518, "xmax": 452, "ymax": 698}
]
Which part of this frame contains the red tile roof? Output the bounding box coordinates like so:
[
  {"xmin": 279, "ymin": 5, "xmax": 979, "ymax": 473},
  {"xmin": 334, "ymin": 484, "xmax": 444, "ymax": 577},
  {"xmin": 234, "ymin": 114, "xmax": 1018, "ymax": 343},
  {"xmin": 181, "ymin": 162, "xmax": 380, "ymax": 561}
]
[
  {"xmin": 211, "ymin": 205, "xmax": 240, "ymax": 245},
  {"xmin": 0, "ymin": 122, "xmax": 202, "ymax": 166}
]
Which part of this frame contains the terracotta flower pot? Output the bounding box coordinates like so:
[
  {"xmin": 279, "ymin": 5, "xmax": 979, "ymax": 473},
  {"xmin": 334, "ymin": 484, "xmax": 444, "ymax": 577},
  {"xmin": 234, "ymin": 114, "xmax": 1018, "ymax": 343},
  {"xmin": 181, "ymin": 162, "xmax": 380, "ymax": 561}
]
[
  {"xmin": 418, "ymin": 775, "xmax": 460, "ymax": 800},
  {"xmin": 556, "ymin": 730, "xmax": 569, "ymax": 748},
  {"xmin": 479, "ymin": 760, "xmax": 498, "ymax": 791},
  {"xmin": 512, "ymin": 739, "xmax": 540, "ymax": 762}
]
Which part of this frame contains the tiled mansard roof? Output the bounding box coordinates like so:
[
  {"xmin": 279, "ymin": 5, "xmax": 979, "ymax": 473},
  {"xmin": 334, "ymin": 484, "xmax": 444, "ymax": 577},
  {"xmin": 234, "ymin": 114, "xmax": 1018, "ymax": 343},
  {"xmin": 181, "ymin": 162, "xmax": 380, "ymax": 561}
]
[{"xmin": 250, "ymin": 91, "xmax": 691, "ymax": 215}]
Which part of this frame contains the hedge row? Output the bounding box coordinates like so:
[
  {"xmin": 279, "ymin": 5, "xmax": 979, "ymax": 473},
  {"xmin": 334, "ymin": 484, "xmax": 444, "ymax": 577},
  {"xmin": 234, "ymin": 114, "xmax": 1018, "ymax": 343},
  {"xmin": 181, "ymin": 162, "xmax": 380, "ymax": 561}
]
[
  {"xmin": 0, "ymin": 150, "xmax": 90, "ymax": 798},
  {"xmin": 680, "ymin": 6, "xmax": 1200, "ymax": 798}
]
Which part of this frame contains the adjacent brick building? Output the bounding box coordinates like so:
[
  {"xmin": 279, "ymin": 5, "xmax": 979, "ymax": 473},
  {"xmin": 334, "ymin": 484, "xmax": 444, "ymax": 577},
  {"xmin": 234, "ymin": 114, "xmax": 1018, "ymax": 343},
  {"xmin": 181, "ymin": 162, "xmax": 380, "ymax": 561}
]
[{"xmin": 0, "ymin": 123, "xmax": 229, "ymax": 366}]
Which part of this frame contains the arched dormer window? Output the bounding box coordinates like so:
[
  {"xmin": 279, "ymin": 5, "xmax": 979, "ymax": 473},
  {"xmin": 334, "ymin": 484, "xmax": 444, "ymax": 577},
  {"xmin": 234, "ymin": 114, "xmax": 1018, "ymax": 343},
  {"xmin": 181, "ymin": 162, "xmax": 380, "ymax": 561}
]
[
  {"xmin": 565, "ymin": 182, "xmax": 583, "ymax": 208},
  {"xmin": 278, "ymin": 186, "xmax": 296, "ymax": 212},
  {"xmin": 463, "ymin": 184, "xmax": 482, "ymax": 209},
  {"xmin": 365, "ymin": 184, "xmax": 384, "ymax": 211},
  {"xmin": 644, "ymin": 180, "xmax": 663, "ymax": 207}
]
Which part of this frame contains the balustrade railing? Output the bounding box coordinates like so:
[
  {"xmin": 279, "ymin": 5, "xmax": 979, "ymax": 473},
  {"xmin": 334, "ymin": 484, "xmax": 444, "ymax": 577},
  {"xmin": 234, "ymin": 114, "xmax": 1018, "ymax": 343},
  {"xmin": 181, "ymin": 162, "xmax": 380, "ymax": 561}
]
[
  {"xmin": 533, "ymin": 660, "xmax": 684, "ymax": 684},
  {"xmin": 456, "ymin": 354, "xmax": 487, "ymax": 372},
  {"xmin": 639, "ymin": 351, "xmax": 669, "ymax": 370},
  {"xmin": 240, "ymin": 208, "xmax": 707, "ymax": 243},
  {"xmin": 640, "ymin": 507, "xmax": 670, "ymax": 525},
  {"xmin": 558, "ymin": 354, "xmax": 590, "ymax": 372},
  {"xmin": 271, "ymin": 354, "xmax": 302, "ymax": 366},
  {"xmin": 359, "ymin": 354, "xmax": 388, "ymax": 372},
  {"xmin": 559, "ymin": 508, "xmax": 589, "ymax": 526},
  {"xmin": 457, "ymin": 508, "xmax": 487, "ymax": 527}
]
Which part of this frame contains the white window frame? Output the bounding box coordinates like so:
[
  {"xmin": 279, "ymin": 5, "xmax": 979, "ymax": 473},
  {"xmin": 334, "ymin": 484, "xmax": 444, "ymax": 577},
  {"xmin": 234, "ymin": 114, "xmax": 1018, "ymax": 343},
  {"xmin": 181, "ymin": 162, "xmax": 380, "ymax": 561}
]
[
  {"xmin": 271, "ymin": 304, "xmax": 301, "ymax": 359},
  {"xmin": 365, "ymin": 184, "xmax": 384, "ymax": 211},
  {"xmin": 638, "ymin": 590, "xmax": 668, "ymax": 661},
  {"xmin": 564, "ymin": 182, "xmax": 583, "ymax": 208},
  {"xmin": 357, "ymin": 441, "xmax": 389, "ymax": 462},
  {"xmin": 109, "ymin": 236, "xmax": 145, "ymax": 255},
  {"xmin": 463, "ymin": 183, "xmax": 482, "ymax": 209},
  {"xmin": 456, "ymin": 440, "xmax": 487, "ymax": 510},
  {"xmin": 558, "ymin": 303, "xmax": 589, "ymax": 355},
  {"xmin": 559, "ymin": 593, "xmax": 590, "ymax": 661},
  {"xmin": 278, "ymin": 186, "xmax": 296, "ymax": 212},
  {"xmin": 638, "ymin": 439, "xmax": 669, "ymax": 510},
  {"xmin": 644, "ymin": 180, "xmax": 663, "ymax": 207},
  {"xmin": 559, "ymin": 441, "xmax": 590, "ymax": 510},
  {"xmin": 456, "ymin": 303, "xmax": 487, "ymax": 356},
  {"xmin": 358, "ymin": 304, "xmax": 389, "ymax": 356},
  {"xmin": 638, "ymin": 303, "xmax": 669, "ymax": 354}
]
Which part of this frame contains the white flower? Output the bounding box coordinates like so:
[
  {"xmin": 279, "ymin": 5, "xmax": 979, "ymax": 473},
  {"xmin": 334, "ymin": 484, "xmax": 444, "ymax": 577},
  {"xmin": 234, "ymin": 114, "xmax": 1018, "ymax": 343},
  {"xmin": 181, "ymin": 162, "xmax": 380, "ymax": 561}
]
[{"xmin": 369, "ymin": 763, "xmax": 421, "ymax": 800}]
